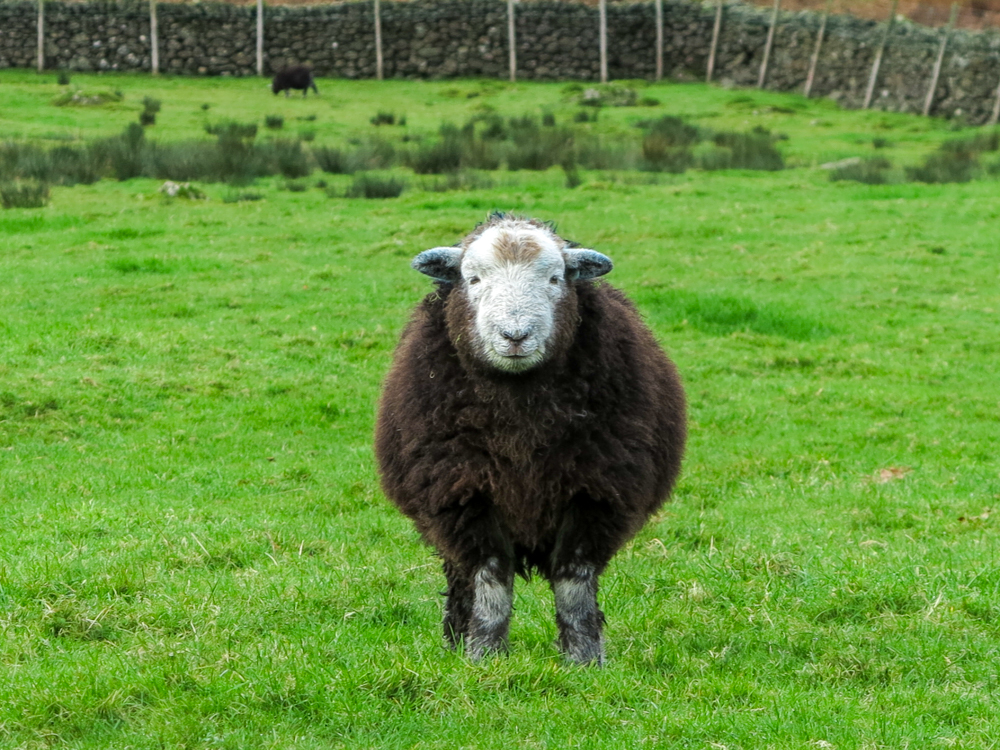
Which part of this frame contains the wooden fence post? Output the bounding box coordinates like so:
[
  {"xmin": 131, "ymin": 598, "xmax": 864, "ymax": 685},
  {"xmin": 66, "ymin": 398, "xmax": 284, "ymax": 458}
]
[
  {"xmin": 508, "ymin": 0, "xmax": 516, "ymax": 82},
  {"xmin": 374, "ymin": 0, "xmax": 383, "ymax": 80},
  {"xmin": 256, "ymin": 0, "xmax": 264, "ymax": 75},
  {"xmin": 863, "ymin": 0, "xmax": 897, "ymax": 109},
  {"xmin": 803, "ymin": 0, "xmax": 830, "ymax": 98},
  {"xmin": 655, "ymin": 0, "xmax": 663, "ymax": 81},
  {"xmin": 923, "ymin": 2, "xmax": 958, "ymax": 117},
  {"xmin": 36, "ymin": 0, "xmax": 44, "ymax": 72},
  {"xmin": 757, "ymin": 0, "xmax": 780, "ymax": 89},
  {"xmin": 599, "ymin": 0, "xmax": 607, "ymax": 83},
  {"xmin": 990, "ymin": 73, "xmax": 1000, "ymax": 126},
  {"xmin": 150, "ymin": 0, "xmax": 159, "ymax": 75},
  {"xmin": 706, "ymin": 0, "xmax": 722, "ymax": 84}
]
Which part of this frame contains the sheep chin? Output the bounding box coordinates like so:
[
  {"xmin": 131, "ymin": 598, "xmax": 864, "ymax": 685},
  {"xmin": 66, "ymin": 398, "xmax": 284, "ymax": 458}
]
[{"xmin": 484, "ymin": 348, "xmax": 545, "ymax": 374}]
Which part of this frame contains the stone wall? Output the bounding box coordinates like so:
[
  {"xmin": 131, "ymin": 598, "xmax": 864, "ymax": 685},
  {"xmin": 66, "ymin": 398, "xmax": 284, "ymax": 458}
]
[{"xmin": 1, "ymin": 0, "xmax": 999, "ymax": 121}]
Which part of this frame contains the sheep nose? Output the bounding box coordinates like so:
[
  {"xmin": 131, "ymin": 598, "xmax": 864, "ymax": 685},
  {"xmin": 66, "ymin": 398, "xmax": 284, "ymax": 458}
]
[{"xmin": 501, "ymin": 329, "xmax": 530, "ymax": 344}]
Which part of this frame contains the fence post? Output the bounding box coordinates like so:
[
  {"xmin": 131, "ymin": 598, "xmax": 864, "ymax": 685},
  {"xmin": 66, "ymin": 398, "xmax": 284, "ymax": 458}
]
[
  {"xmin": 36, "ymin": 0, "xmax": 43, "ymax": 72},
  {"xmin": 803, "ymin": 0, "xmax": 830, "ymax": 98},
  {"xmin": 706, "ymin": 0, "xmax": 722, "ymax": 84},
  {"xmin": 990, "ymin": 73, "xmax": 1000, "ymax": 126},
  {"xmin": 150, "ymin": 0, "xmax": 159, "ymax": 75},
  {"xmin": 655, "ymin": 0, "xmax": 663, "ymax": 81},
  {"xmin": 863, "ymin": 0, "xmax": 897, "ymax": 109},
  {"xmin": 599, "ymin": 0, "xmax": 607, "ymax": 83},
  {"xmin": 508, "ymin": 0, "xmax": 516, "ymax": 82},
  {"xmin": 923, "ymin": 2, "xmax": 958, "ymax": 116},
  {"xmin": 374, "ymin": 0, "xmax": 383, "ymax": 80},
  {"xmin": 256, "ymin": 0, "xmax": 263, "ymax": 75},
  {"xmin": 757, "ymin": 0, "xmax": 780, "ymax": 89}
]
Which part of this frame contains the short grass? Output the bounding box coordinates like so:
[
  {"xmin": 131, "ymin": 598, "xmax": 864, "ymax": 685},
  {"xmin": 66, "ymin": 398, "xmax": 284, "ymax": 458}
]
[{"xmin": 1, "ymin": 72, "xmax": 999, "ymax": 749}]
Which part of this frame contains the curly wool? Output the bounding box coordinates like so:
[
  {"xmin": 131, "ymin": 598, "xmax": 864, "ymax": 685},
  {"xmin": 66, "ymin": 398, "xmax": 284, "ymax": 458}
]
[{"xmin": 375, "ymin": 278, "xmax": 687, "ymax": 578}]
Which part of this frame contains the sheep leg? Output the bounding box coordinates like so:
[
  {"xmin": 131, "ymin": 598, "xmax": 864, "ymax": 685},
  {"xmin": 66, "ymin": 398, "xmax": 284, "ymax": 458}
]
[
  {"xmin": 442, "ymin": 560, "xmax": 474, "ymax": 647},
  {"xmin": 549, "ymin": 497, "xmax": 623, "ymax": 665},
  {"xmin": 435, "ymin": 496, "xmax": 514, "ymax": 658},
  {"xmin": 551, "ymin": 562, "xmax": 605, "ymax": 665},
  {"xmin": 465, "ymin": 556, "xmax": 514, "ymax": 659},
  {"xmin": 443, "ymin": 559, "xmax": 514, "ymax": 657}
]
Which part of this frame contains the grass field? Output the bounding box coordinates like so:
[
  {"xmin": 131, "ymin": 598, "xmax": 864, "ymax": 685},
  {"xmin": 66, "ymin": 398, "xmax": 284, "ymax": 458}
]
[{"xmin": 1, "ymin": 71, "xmax": 999, "ymax": 749}]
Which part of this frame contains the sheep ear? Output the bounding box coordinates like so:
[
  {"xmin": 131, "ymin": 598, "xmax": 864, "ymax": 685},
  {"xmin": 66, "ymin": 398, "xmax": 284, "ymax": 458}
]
[
  {"xmin": 412, "ymin": 246, "xmax": 463, "ymax": 282},
  {"xmin": 564, "ymin": 248, "xmax": 613, "ymax": 280}
]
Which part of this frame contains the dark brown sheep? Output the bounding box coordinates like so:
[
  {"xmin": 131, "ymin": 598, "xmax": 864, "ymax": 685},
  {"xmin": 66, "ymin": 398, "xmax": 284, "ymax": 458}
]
[
  {"xmin": 271, "ymin": 65, "xmax": 318, "ymax": 97},
  {"xmin": 375, "ymin": 213, "xmax": 686, "ymax": 664}
]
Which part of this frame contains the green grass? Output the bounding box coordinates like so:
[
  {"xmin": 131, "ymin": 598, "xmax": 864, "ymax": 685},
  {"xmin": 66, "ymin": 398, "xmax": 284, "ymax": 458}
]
[{"xmin": 1, "ymin": 72, "xmax": 1000, "ymax": 749}]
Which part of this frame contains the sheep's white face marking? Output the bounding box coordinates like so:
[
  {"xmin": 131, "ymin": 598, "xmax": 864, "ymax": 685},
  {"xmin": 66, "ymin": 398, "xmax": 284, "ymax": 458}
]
[
  {"xmin": 461, "ymin": 226, "xmax": 566, "ymax": 373},
  {"xmin": 411, "ymin": 218, "xmax": 613, "ymax": 374}
]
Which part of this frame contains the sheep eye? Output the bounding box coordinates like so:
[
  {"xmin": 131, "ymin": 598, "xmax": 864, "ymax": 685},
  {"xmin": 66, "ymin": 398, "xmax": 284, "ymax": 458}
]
[
  {"xmin": 468, "ymin": 276, "xmax": 481, "ymax": 285},
  {"xmin": 550, "ymin": 275, "xmax": 561, "ymax": 285}
]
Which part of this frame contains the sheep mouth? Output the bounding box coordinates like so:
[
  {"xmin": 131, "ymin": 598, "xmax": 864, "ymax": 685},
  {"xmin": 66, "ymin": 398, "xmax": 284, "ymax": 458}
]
[{"xmin": 487, "ymin": 346, "xmax": 544, "ymax": 372}]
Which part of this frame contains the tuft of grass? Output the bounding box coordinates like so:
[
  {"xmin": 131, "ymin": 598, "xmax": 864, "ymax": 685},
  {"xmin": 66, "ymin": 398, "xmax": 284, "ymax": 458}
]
[
  {"xmin": 830, "ymin": 156, "xmax": 893, "ymax": 184},
  {"xmin": 506, "ymin": 116, "xmax": 573, "ymax": 171},
  {"xmin": 702, "ymin": 128, "xmax": 784, "ymax": 171},
  {"xmin": 370, "ymin": 111, "xmax": 396, "ymax": 126},
  {"xmin": 0, "ymin": 179, "xmax": 49, "ymax": 208},
  {"xmin": 639, "ymin": 116, "xmax": 701, "ymax": 173},
  {"xmin": 411, "ymin": 125, "xmax": 463, "ymax": 174},
  {"xmin": 222, "ymin": 190, "xmax": 263, "ymax": 203},
  {"xmin": 345, "ymin": 172, "xmax": 405, "ymax": 198},
  {"xmin": 905, "ymin": 134, "xmax": 998, "ymax": 184},
  {"xmin": 313, "ymin": 146, "xmax": 353, "ymax": 174},
  {"xmin": 561, "ymin": 159, "xmax": 581, "ymax": 189},
  {"xmin": 421, "ymin": 170, "xmax": 495, "ymax": 192},
  {"xmin": 204, "ymin": 121, "xmax": 258, "ymax": 140},
  {"xmin": 263, "ymin": 138, "xmax": 310, "ymax": 179},
  {"xmin": 56, "ymin": 70, "xmax": 71, "ymax": 86},
  {"xmin": 107, "ymin": 256, "xmax": 172, "ymax": 274},
  {"xmin": 265, "ymin": 114, "xmax": 285, "ymax": 130},
  {"xmin": 906, "ymin": 150, "xmax": 978, "ymax": 183}
]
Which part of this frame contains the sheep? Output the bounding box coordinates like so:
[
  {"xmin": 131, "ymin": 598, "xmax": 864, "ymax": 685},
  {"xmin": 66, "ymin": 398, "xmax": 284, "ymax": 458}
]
[
  {"xmin": 374, "ymin": 213, "xmax": 686, "ymax": 665},
  {"xmin": 271, "ymin": 65, "xmax": 318, "ymax": 98}
]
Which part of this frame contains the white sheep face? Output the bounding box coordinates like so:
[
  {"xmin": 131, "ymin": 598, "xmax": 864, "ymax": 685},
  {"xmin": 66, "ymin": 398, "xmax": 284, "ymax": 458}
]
[{"xmin": 412, "ymin": 220, "xmax": 613, "ymax": 374}]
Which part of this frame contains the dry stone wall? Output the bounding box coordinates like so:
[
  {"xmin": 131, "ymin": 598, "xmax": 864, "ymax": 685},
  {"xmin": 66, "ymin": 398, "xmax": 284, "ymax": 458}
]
[{"xmin": 1, "ymin": 0, "xmax": 999, "ymax": 121}]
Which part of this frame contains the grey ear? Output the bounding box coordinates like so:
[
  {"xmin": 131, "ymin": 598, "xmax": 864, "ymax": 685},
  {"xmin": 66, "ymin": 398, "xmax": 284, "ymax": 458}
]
[
  {"xmin": 412, "ymin": 246, "xmax": 463, "ymax": 282},
  {"xmin": 564, "ymin": 248, "xmax": 613, "ymax": 280}
]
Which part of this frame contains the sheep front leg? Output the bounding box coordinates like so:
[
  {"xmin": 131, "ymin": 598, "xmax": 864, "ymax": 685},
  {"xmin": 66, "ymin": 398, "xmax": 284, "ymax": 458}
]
[
  {"xmin": 435, "ymin": 496, "xmax": 514, "ymax": 658},
  {"xmin": 549, "ymin": 496, "xmax": 623, "ymax": 665},
  {"xmin": 466, "ymin": 556, "xmax": 514, "ymax": 659},
  {"xmin": 442, "ymin": 560, "xmax": 473, "ymax": 647},
  {"xmin": 442, "ymin": 557, "xmax": 513, "ymax": 658},
  {"xmin": 551, "ymin": 562, "xmax": 605, "ymax": 665}
]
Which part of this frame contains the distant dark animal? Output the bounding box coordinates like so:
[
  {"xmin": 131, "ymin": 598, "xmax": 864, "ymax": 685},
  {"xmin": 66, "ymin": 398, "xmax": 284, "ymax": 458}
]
[
  {"xmin": 271, "ymin": 66, "xmax": 318, "ymax": 98},
  {"xmin": 375, "ymin": 213, "xmax": 687, "ymax": 665}
]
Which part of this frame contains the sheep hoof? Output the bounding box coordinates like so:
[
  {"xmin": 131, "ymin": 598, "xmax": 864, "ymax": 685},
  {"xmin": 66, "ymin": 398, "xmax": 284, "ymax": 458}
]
[
  {"xmin": 560, "ymin": 636, "xmax": 605, "ymax": 667},
  {"xmin": 465, "ymin": 641, "xmax": 509, "ymax": 662}
]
